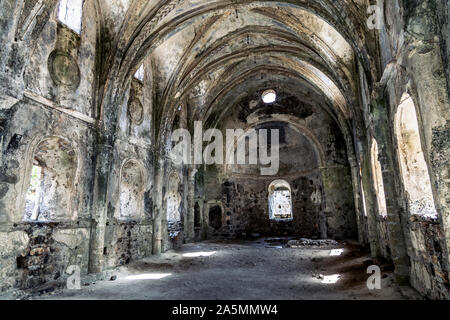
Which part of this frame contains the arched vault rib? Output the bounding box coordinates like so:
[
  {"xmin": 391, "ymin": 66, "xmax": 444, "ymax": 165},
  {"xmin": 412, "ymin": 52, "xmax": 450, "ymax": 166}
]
[
  {"xmin": 159, "ymin": 59, "xmax": 351, "ymax": 145},
  {"xmin": 154, "ymin": 23, "xmax": 357, "ymax": 136},
  {"xmin": 160, "ymin": 44, "xmax": 354, "ymax": 126},
  {"xmin": 120, "ymin": 0, "xmax": 370, "ymax": 76},
  {"xmin": 162, "ymin": 24, "xmax": 356, "ymax": 101},
  {"xmin": 198, "ymin": 72, "xmax": 358, "ymax": 172},
  {"xmin": 177, "ymin": 26, "xmax": 354, "ymax": 92},
  {"xmin": 222, "ymin": 119, "xmax": 327, "ymax": 172},
  {"xmin": 99, "ymin": 0, "xmax": 375, "ymax": 140}
]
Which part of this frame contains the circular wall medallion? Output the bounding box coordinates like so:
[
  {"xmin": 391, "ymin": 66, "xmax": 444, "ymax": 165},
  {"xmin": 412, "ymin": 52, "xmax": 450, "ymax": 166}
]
[
  {"xmin": 128, "ymin": 98, "xmax": 144, "ymax": 125},
  {"xmin": 48, "ymin": 50, "xmax": 81, "ymax": 90}
]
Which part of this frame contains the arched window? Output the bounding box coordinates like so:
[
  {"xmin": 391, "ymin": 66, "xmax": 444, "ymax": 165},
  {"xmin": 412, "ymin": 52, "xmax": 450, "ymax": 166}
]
[
  {"xmin": 166, "ymin": 172, "xmax": 181, "ymax": 222},
  {"xmin": 134, "ymin": 64, "xmax": 144, "ymax": 82},
  {"xmin": 371, "ymin": 139, "xmax": 387, "ymax": 217},
  {"xmin": 119, "ymin": 160, "xmax": 146, "ymax": 220},
  {"xmin": 395, "ymin": 93, "xmax": 437, "ymax": 218},
  {"xmin": 24, "ymin": 137, "xmax": 77, "ymax": 222},
  {"xmin": 57, "ymin": 0, "xmax": 84, "ymax": 34},
  {"xmin": 268, "ymin": 180, "xmax": 293, "ymax": 221}
]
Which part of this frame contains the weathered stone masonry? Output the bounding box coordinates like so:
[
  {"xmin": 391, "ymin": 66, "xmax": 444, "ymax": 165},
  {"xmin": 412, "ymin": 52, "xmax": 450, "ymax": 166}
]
[{"xmin": 0, "ymin": 0, "xmax": 449, "ymax": 299}]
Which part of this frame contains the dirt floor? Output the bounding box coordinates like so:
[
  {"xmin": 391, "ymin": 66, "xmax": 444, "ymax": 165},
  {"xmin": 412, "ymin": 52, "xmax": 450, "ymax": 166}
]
[{"xmin": 36, "ymin": 239, "xmax": 417, "ymax": 300}]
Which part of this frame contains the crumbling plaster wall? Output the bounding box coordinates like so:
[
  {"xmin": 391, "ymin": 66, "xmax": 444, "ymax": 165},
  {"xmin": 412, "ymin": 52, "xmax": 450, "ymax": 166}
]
[
  {"xmin": 0, "ymin": 5, "xmax": 98, "ymax": 288},
  {"xmin": 103, "ymin": 139, "xmax": 153, "ymax": 269},
  {"xmin": 0, "ymin": 99, "xmax": 96, "ymax": 291},
  {"xmin": 163, "ymin": 166, "xmax": 185, "ymax": 252},
  {"xmin": 1, "ymin": 1, "xmax": 122, "ymax": 292},
  {"xmin": 103, "ymin": 56, "xmax": 157, "ymax": 268},
  {"xmin": 0, "ymin": 0, "xmax": 449, "ymax": 300},
  {"xmin": 217, "ymin": 175, "xmax": 323, "ymax": 239},
  {"xmin": 202, "ymin": 90, "xmax": 357, "ymax": 240},
  {"xmin": 361, "ymin": 0, "xmax": 450, "ymax": 299}
]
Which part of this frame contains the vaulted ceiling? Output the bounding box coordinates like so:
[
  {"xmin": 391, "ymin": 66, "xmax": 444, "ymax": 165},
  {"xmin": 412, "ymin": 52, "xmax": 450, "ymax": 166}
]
[{"xmin": 97, "ymin": 0, "xmax": 378, "ymax": 152}]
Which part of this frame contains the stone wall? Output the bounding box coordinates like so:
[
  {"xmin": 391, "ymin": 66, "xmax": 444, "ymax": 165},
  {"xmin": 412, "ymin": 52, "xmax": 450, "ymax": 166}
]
[
  {"xmin": 362, "ymin": 0, "xmax": 450, "ymax": 298},
  {"xmin": 0, "ymin": 100, "xmax": 95, "ymax": 291},
  {"xmin": 0, "ymin": 0, "xmax": 449, "ymax": 300}
]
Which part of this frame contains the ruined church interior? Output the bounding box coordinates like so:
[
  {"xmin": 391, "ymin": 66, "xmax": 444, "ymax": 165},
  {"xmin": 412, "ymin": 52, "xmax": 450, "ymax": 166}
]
[{"xmin": 0, "ymin": 0, "xmax": 449, "ymax": 302}]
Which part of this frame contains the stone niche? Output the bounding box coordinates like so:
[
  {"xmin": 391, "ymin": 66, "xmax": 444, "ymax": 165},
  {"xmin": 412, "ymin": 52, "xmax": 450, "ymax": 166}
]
[
  {"xmin": 23, "ymin": 136, "xmax": 78, "ymax": 222},
  {"xmin": 166, "ymin": 172, "xmax": 181, "ymax": 222},
  {"xmin": 118, "ymin": 159, "xmax": 146, "ymax": 220},
  {"xmin": 127, "ymin": 80, "xmax": 145, "ymax": 127}
]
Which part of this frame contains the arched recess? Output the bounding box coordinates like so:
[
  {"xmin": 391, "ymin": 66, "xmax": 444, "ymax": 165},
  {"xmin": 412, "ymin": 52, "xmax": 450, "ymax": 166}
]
[
  {"xmin": 166, "ymin": 171, "xmax": 181, "ymax": 222},
  {"xmin": 223, "ymin": 120, "xmax": 325, "ymax": 176},
  {"xmin": 208, "ymin": 205, "xmax": 223, "ymax": 230},
  {"xmin": 395, "ymin": 93, "xmax": 438, "ymax": 218},
  {"xmin": 23, "ymin": 136, "xmax": 78, "ymax": 222},
  {"xmin": 194, "ymin": 202, "xmax": 201, "ymax": 228},
  {"xmin": 118, "ymin": 159, "xmax": 146, "ymax": 220},
  {"xmin": 371, "ymin": 139, "xmax": 387, "ymax": 217},
  {"xmin": 268, "ymin": 180, "xmax": 293, "ymax": 221}
]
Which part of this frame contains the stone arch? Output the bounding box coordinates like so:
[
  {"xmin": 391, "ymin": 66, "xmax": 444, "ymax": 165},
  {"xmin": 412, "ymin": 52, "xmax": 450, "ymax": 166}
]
[
  {"xmin": 23, "ymin": 136, "xmax": 79, "ymax": 222},
  {"xmin": 223, "ymin": 120, "xmax": 325, "ymax": 176},
  {"xmin": 119, "ymin": 159, "xmax": 146, "ymax": 220},
  {"xmin": 97, "ymin": 1, "xmax": 374, "ymax": 154},
  {"xmin": 166, "ymin": 171, "xmax": 181, "ymax": 222},
  {"xmin": 268, "ymin": 179, "xmax": 293, "ymax": 221},
  {"xmin": 395, "ymin": 93, "xmax": 438, "ymax": 218}
]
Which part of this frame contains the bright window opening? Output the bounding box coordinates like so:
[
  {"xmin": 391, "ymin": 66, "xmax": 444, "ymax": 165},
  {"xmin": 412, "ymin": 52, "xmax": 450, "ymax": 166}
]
[
  {"xmin": 262, "ymin": 89, "xmax": 276, "ymax": 104},
  {"xmin": 268, "ymin": 180, "xmax": 293, "ymax": 221},
  {"xmin": 25, "ymin": 165, "xmax": 43, "ymax": 221},
  {"xmin": 57, "ymin": 0, "xmax": 83, "ymax": 34},
  {"xmin": 134, "ymin": 64, "xmax": 145, "ymax": 82}
]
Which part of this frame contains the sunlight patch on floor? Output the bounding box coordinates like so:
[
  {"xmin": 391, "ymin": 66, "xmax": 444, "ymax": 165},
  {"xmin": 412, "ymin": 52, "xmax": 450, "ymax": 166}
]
[
  {"xmin": 322, "ymin": 274, "xmax": 341, "ymax": 284},
  {"xmin": 182, "ymin": 251, "xmax": 216, "ymax": 258},
  {"xmin": 329, "ymin": 249, "xmax": 344, "ymax": 256},
  {"xmin": 125, "ymin": 273, "xmax": 172, "ymax": 280}
]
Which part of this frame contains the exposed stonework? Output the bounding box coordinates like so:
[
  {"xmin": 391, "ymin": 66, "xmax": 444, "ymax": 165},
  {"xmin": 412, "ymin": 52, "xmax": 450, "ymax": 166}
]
[{"xmin": 0, "ymin": 0, "xmax": 449, "ymax": 300}]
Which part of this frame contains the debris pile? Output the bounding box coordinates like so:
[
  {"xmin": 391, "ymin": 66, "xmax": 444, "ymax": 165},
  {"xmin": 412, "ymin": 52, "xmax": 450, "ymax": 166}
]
[{"xmin": 287, "ymin": 239, "xmax": 339, "ymax": 248}]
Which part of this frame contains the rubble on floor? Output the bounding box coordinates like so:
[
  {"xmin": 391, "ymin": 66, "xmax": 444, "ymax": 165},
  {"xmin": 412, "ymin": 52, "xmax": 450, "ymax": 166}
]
[{"xmin": 287, "ymin": 239, "xmax": 339, "ymax": 248}]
